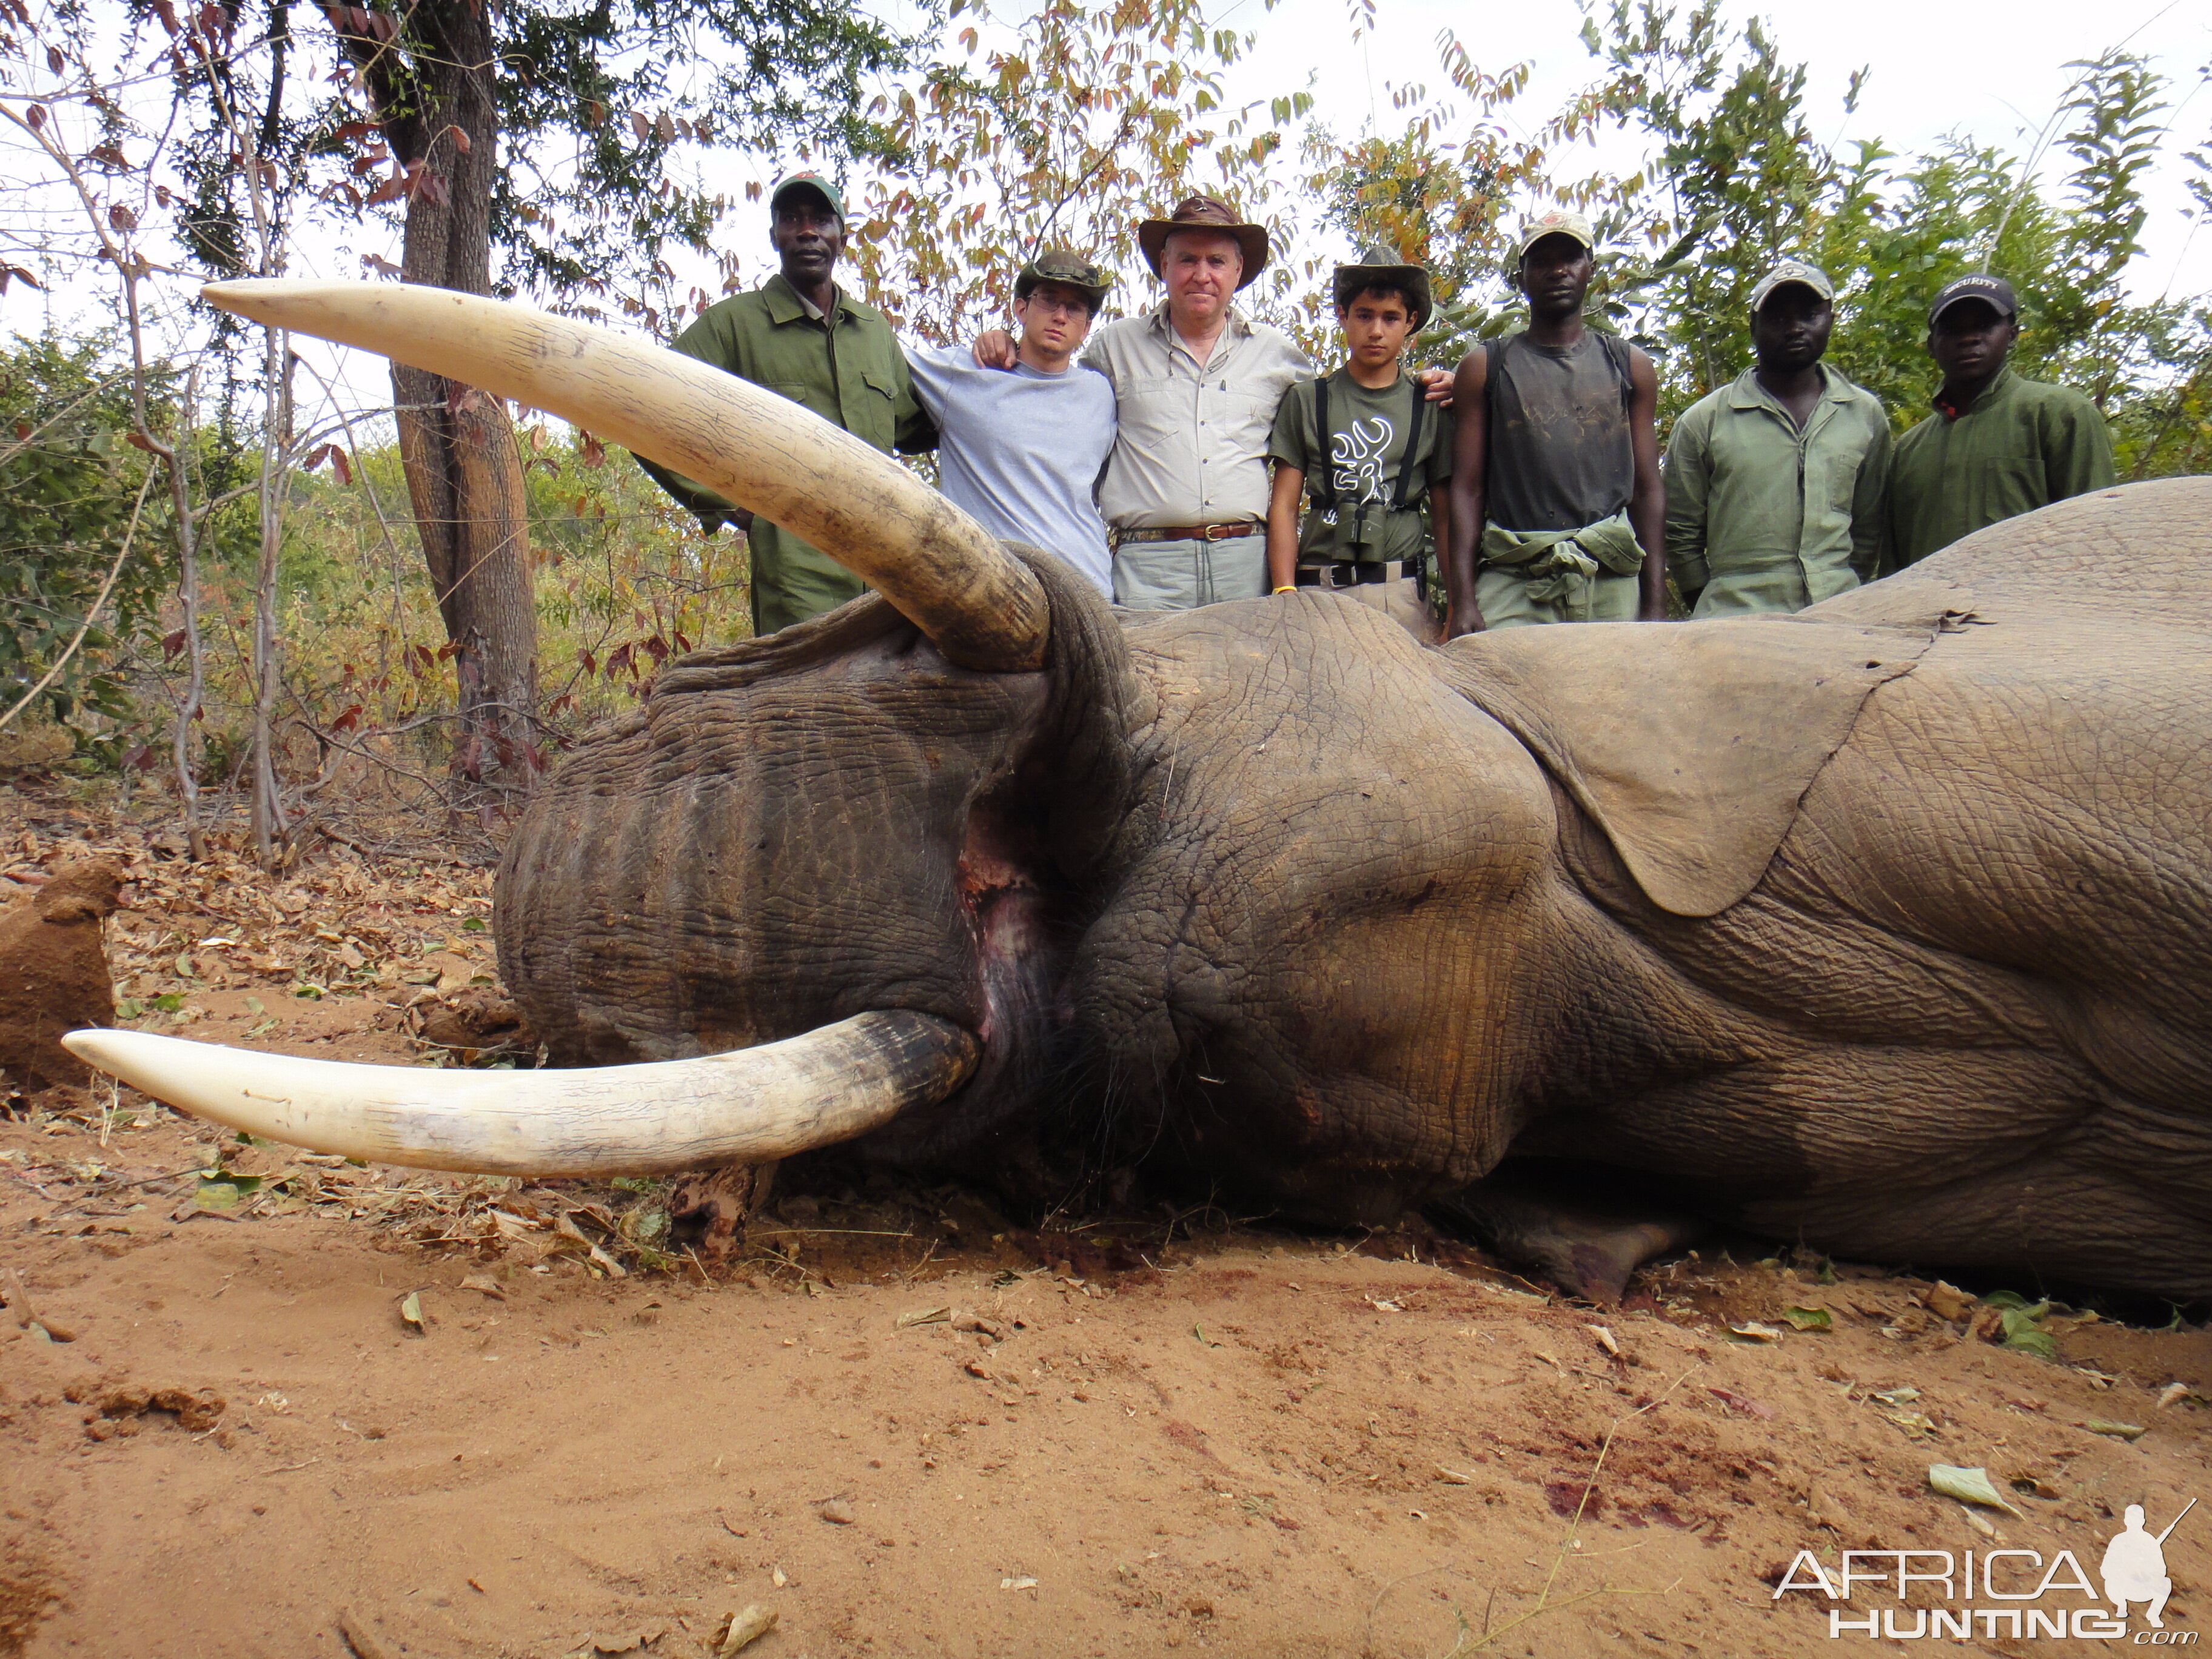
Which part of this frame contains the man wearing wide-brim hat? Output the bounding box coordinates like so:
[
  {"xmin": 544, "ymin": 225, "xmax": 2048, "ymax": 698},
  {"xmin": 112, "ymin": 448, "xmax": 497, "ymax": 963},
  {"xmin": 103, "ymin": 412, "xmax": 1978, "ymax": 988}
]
[{"xmin": 978, "ymin": 197, "xmax": 1315, "ymax": 608}]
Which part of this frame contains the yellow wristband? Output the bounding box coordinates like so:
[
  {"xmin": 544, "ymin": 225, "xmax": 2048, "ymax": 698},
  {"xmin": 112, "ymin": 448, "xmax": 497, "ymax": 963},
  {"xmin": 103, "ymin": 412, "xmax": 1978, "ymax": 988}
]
[{"xmin": 1272, "ymin": 585, "xmax": 1296, "ymax": 595}]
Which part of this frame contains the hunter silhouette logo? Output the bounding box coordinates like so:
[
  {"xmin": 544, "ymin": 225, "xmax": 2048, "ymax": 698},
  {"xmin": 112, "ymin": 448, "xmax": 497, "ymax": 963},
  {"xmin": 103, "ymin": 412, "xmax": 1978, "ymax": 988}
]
[
  {"xmin": 2105, "ymin": 1501, "xmax": 2193, "ymax": 1630},
  {"xmin": 1771, "ymin": 1496, "xmax": 2197, "ymax": 1641}
]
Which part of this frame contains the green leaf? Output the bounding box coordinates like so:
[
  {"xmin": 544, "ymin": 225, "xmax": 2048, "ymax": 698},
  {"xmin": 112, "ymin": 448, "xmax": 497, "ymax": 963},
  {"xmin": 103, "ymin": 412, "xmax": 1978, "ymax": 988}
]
[
  {"xmin": 1781, "ymin": 1306, "xmax": 1831, "ymax": 1331},
  {"xmin": 2083, "ymin": 1419, "xmax": 2147, "ymax": 1441}
]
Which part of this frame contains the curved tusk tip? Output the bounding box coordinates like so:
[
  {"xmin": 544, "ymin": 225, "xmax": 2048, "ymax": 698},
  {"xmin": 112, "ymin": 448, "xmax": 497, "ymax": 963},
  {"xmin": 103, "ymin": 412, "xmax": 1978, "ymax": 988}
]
[{"xmin": 61, "ymin": 1028, "xmax": 112, "ymax": 1063}]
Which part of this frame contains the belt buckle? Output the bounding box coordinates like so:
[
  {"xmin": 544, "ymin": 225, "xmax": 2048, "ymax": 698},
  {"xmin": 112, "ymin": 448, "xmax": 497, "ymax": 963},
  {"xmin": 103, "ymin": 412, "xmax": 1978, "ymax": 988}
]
[{"xmin": 1202, "ymin": 523, "xmax": 1230, "ymax": 542}]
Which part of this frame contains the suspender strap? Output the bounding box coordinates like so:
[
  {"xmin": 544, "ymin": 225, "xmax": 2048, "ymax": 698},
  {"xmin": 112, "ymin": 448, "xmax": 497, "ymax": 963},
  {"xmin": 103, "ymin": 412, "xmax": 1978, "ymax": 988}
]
[
  {"xmin": 1308, "ymin": 372, "xmax": 1426, "ymax": 514},
  {"xmin": 1391, "ymin": 375, "xmax": 1426, "ymax": 511},
  {"xmin": 1307, "ymin": 375, "xmax": 1334, "ymax": 509}
]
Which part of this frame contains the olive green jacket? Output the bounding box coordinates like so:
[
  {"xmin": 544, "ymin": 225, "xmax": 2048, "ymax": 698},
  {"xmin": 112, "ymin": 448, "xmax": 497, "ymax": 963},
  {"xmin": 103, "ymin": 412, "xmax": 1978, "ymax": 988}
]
[
  {"xmin": 638, "ymin": 273, "xmax": 937, "ymax": 636},
  {"xmin": 1663, "ymin": 366, "xmax": 1891, "ymax": 618},
  {"xmin": 1885, "ymin": 367, "xmax": 2115, "ymax": 571}
]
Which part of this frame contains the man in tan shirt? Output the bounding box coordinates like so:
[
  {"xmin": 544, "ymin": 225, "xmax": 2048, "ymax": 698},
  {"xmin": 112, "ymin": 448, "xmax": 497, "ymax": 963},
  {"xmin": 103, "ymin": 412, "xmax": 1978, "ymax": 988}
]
[
  {"xmin": 982, "ymin": 198, "xmax": 1449, "ymax": 609},
  {"xmin": 980, "ymin": 196, "xmax": 1309, "ymax": 608}
]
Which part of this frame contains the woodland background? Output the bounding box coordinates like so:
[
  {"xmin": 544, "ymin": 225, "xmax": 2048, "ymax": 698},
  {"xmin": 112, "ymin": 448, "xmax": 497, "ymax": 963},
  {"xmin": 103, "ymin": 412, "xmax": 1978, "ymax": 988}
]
[{"xmin": 1, "ymin": 0, "xmax": 2208, "ymax": 865}]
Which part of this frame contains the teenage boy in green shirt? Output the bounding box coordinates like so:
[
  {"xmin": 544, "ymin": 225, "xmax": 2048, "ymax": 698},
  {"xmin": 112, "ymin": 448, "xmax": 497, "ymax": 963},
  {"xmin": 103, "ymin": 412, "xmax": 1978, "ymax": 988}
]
[{"xmin": 1265, "ymin": 253, "xmax": 1453, "ymax": 595}]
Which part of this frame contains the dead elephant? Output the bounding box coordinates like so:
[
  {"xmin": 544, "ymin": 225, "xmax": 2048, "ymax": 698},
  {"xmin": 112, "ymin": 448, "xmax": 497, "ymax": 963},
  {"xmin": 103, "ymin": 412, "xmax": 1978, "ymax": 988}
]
[{"xmin": 68, "ymin": 282, "xmax": 2212, "ymax": 1304}]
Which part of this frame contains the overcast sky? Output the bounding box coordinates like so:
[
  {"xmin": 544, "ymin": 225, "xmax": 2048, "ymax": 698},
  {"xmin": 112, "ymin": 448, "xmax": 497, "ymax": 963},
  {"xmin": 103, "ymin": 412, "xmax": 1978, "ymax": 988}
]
[
  {"xmin": 5, "ymin": 0, "xmax": 2202, "ymax": 415},
  {"xmin": 1234, "ymin": 0, "xmax": 2210, "ymax": 302}
]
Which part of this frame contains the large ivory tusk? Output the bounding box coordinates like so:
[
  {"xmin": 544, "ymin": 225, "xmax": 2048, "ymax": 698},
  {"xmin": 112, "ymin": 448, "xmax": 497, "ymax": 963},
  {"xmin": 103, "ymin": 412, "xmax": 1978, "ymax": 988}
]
[
  {"xmin": 61, "ymin": 1011, "xmax": 976, "ymax": 1178},
  {"xmin": 199, "ymin": 279, "xmax": 1049, "ymax": 674}
]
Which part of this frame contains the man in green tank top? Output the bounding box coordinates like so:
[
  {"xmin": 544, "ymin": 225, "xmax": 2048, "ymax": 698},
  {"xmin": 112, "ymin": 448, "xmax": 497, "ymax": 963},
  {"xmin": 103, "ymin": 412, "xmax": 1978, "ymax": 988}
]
[{"xmin": 1440, "ymin": 210, "xmax": 1666, "ymax": 636}]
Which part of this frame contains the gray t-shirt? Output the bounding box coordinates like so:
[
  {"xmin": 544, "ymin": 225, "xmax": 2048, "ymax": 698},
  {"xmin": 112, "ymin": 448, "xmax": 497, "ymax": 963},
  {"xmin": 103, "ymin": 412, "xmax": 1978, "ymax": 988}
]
[{"xmin": 904, "ymin": 346, "xmax": 1118, "ymax": 597}]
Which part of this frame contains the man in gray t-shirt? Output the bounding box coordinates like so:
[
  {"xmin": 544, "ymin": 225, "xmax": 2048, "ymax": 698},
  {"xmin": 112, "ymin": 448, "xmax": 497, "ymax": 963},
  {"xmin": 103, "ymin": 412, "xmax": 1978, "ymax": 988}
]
[{"xmin": 905, "ymin": 251, "xmax": 1118, "ymax": 597}]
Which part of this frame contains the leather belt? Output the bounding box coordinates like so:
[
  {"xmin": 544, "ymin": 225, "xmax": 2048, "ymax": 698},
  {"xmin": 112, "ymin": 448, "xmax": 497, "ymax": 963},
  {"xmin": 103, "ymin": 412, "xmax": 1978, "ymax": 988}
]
[{"xmin": 1113, "ymin": 521, "xmax": 1263, "ymax": 547}]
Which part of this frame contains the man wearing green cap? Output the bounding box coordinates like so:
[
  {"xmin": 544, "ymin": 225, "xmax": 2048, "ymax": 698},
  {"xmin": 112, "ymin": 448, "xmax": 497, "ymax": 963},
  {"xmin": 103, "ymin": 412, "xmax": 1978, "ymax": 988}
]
[
  {"xmin": 1663, "ymin": 260, "xmax": 1891, "ymax": 616},
  {"xmin": 1265, "ymin": 252, "xmax": 1453, "ymax": 596},
  {"xmin": 904, "ymin": 250, "xmax": 1119, "ymax": 597},
  {"xmin": 637, "ymin": 172, "xmax": 937, "ymax": 637}
]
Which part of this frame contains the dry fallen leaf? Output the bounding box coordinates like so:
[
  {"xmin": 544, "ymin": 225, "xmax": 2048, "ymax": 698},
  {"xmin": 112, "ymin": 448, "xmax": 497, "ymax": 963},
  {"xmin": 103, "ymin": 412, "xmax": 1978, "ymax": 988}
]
[
  {"xmin": 397, "ymin": 1291, "xmax": 425, "ymax": 1330},
  {"xmin": 717, "ymin": 1604, "xmax": 776, "ymax": 1656},
  {"xmin": 458, "ymin": 1273, "xmax": 506, "ymax": 1301},
  {"xmin": 1588, "ymin": 1324, "xmax": 1620, "ymax": 1357},
  {"xmin": 1928, "ymin": 1464, "xmax": 2023, "ymax": 1517}
]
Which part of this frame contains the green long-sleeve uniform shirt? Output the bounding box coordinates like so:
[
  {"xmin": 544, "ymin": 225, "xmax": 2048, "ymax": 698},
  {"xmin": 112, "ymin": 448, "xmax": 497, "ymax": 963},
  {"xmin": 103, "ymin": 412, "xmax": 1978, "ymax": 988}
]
[
  {"xmin": 1664, "ymin": 364, "xmax": 1891, "ymax": 618},
  {"xmin": 638, "ymin": 272, "xmax": 937, "ymax": 637},
  {"xmin": 1885, "ymin": 367, "xmax": 2116, "ymax": 571}
]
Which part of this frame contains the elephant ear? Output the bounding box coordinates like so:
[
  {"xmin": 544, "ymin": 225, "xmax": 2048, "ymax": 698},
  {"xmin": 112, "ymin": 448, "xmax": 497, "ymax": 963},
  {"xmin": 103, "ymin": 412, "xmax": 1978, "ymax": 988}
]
[{"xmin": 1442, "ymin": 613, "xmax": 1945, "ymax": 917}]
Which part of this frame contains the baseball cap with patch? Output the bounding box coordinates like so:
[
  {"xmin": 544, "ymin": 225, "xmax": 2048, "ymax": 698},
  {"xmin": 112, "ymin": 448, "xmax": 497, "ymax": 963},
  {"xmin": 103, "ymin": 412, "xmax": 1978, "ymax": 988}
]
[
  {"xmin": 1016, "ymin": 249, "xmax": 1114, "ymax": 312},
  {"xmin": 1749, "ymin": 259, "xmax": 1835, "ymax": 310},
  {"xmin": 769, "ymin": 172, "xmax": 845, "ymax": 222},
  {"xmin": 1512, "ymin": 210, "xmax": 1597, "ymax": 264},
  {"xmin": 1929, "ymin": 273, "xmax": 2019, "ymax": 324}
]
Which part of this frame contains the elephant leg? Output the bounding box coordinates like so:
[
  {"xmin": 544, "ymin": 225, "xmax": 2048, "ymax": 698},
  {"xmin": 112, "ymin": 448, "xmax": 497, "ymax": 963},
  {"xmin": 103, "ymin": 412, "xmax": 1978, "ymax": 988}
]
[{"xmin": 1428, "ymin": 1162, "xmax": 1708, "ymax": 1304}]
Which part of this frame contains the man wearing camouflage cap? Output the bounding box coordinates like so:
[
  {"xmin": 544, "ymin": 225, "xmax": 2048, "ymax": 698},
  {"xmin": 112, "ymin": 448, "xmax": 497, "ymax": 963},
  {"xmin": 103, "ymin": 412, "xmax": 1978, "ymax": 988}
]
[
  {"xmin": 905, "ymin": 250, "xmax": 1119, "ymax": 597},
  {"xmin": 638, "ymin": 172, "xmax": 937, "ymax": 637},
  {"xmin": 1885, "ymin": 273, "xmax": 2115, "ymax": 569},
  {"xmin": 1663, "ymin": 259, "xmax": 1891, "ymax": 616}
]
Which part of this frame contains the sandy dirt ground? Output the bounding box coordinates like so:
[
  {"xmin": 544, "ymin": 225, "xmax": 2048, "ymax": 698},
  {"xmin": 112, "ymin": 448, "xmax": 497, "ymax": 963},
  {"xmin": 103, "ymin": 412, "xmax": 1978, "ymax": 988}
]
[{"xmin": 4, "ymin": 800, "xmax": 2212, "ymax": 1659}]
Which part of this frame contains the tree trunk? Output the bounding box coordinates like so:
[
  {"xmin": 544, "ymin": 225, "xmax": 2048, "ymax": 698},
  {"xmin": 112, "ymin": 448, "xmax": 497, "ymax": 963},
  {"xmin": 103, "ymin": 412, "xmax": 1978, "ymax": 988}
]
[{"xmin": 335, "ymin": 0, "xmax": 538, "ymax": 812}]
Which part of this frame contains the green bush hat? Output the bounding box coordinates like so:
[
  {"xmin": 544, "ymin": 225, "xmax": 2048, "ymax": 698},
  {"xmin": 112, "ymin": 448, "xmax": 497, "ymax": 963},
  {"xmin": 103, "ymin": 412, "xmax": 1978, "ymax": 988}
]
[
  {"xmin": 769, "ymin": 172, "xmax": 845, "ymax": 223},
  {"xmin": 1511, "ymin": 209, "xmax": 1596, "ymax": 265},
  {"xmin": 1749, "ymin": 259, "xmax": 1835, "ymax": 310},
  {"xmin": 1015, "ymin": 249, "xmax": 1114, "ymax": 312},
  {"xmin": 1135, "ymin": 195, "xmax": 1270, "ymax": 288},
  {"xmin": 1331, "ymin": 248, "xmax": 1432, "ymax": 329}
]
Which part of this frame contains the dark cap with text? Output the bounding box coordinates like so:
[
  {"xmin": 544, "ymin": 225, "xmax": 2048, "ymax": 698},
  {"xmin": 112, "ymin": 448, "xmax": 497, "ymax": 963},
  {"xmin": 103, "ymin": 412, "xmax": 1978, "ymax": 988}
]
[{"xmin": 1929, "ymin": 273, "xmax": 2018, "ymax": 324}]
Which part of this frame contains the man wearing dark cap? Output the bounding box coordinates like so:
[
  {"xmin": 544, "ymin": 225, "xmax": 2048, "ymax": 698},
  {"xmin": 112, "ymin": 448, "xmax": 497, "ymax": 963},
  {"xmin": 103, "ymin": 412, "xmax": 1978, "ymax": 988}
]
[
  {"xmin": 1886, "ymin": 274, "xmax": 2116, "ymax": 568},
  {"xmin": 637, "ymin": 172, "xmax": 936, "ymax": 637},
  {"xmin": 1443, "ymin": 210, "xmax": 1666, "ymax": 634},
  {"xmin": 1663, "ymin": 260, "xmax": 1891, "ymax": 615},
  {"xmin": 905, "ymin": 250, "xmax": 1119, "ymax": 597}
]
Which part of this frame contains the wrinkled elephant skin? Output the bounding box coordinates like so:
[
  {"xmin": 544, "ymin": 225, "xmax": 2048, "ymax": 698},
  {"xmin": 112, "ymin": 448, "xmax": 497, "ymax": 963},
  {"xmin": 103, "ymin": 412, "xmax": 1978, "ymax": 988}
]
[{"xmin": 497, "ymin": 478, "xmax": 2212, "ymax": 1300}]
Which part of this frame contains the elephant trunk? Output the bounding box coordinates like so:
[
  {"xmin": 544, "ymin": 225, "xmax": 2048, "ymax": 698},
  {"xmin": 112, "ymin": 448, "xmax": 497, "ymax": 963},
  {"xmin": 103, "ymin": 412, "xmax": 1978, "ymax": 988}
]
[
  {"xmin": 61, "ymin": 1011, "xmax": 977, "ymax": 1178},
  {"xmin": 198, "ymin": 279, "xmax": 1050, "ymax": 674}
]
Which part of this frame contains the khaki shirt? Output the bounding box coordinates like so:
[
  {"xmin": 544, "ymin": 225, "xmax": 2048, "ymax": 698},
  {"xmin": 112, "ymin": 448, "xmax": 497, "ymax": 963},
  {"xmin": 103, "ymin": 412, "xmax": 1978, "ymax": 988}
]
[
  {"xmin": 1885, "ymin": 367, "xmax": 2116, "ymax": 570},
  {"xmin": 1663, "ymin": 365, "xmax": 1891, "ymax": 617},
  {"xmin": 1082, "ymin": 303, "xmax": 1310, "ymax": 529},
  {"xmin": 637, "ymin": 272, "xmax": 936, "ymax": 635}
]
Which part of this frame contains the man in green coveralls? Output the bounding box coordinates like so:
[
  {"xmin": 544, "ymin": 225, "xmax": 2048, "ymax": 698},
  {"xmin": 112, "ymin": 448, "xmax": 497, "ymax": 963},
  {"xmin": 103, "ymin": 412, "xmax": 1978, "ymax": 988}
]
[
  {"xmin": 637, "ymin": 173, "xmax": 937, "ymax": 636},
  {"xmin": 1663, "ymin": 260, "xmax": 1890, "ymax": 616},
  {"xmin": 1885, "ymin": 274, "xmax": 2115, "ymax": 569}
]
